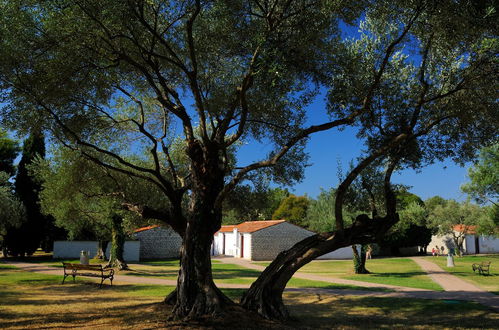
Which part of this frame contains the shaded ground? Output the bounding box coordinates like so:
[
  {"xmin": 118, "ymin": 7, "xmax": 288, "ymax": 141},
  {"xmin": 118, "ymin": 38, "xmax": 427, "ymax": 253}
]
[{"xmin": 1, "ymin": 264, "xmax": 498, "ymax": 329}]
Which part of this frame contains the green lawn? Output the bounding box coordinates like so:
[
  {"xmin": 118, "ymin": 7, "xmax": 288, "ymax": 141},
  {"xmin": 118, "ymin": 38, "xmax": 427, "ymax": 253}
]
[
  {"xmin": 425, "ymin": 254, "xmax": 499, "ymax": 294},
  {"xmin": 1, "ymin": 265, "xmax": 497, "ymax": 329},
  {"xmin": 256, "ymin": 258, "xmax": 443, "ymax": 291},
  {"xmin": 121, "ymin": 259, "xmax": 391, "ymax": 292}
]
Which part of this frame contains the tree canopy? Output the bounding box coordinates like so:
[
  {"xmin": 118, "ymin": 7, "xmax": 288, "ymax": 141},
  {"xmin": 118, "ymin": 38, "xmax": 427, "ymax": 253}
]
[{"xmin": 461, "ymin": 144, "xmax": 498, "ymax": 206}]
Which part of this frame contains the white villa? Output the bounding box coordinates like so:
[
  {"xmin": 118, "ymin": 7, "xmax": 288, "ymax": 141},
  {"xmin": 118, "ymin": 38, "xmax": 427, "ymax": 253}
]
[{"xmin": 212, "ymin": 220, "xmax": 353, "ymax": 261}]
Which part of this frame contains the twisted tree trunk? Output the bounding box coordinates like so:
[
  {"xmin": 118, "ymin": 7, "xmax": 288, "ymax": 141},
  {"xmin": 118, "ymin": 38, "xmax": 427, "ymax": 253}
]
[
  {"xmin": 352, "ymin": 244, "xmax": 370, "ymax": 274},
  {"xmin": 240, "ymin": 214, "xmax": 398, "ymax": 320},
  {"xmin": 169, "ymin": 140, "xmax": 234, "ymax": 319},
  {"xmin": 105, "ymin": 215, "xmax": 128, "ymax": 270}
]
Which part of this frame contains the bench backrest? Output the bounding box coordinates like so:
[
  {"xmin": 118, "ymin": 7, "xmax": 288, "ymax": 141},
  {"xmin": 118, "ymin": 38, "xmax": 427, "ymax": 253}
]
[{"xmin": 62, "ymin": 262, "xmax": 103, "ymax": 271}]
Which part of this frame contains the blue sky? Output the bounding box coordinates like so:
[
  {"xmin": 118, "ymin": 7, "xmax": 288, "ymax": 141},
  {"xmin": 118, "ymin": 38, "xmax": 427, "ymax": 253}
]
[{"xmin": 236, "ymin": 92, "xmax": 472, "ymax": 202}]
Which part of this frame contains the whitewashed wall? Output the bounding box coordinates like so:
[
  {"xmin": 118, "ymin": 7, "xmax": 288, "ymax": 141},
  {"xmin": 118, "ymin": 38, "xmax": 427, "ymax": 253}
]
[
  {"xmin": 241, "ymin": 233, "xmax": 252, "ymax": 259},
  {"xmin": 53, "ymin": 241, "xmax": 98, "ymax": 259},
  {"xmin": 105, "ymin": 241, "xmax": 140, "ymax": 261},
  {"xmin": 318, "ymin": 247, "xmax": 353, "ymax": 259},
  {"xmin": 53, "ymin": 241, "xmax": 140, "ymax": 261},
  {"xmin": 479, "ymin": 236, "xmax": 499, "ymax": 253},
  {"xmin": 430, "ymin": 233, "xmax": 499, "ymax": 254},
  {"xmin": 225, "ymin": 231, "xmax": 237, "ymax": 256}
]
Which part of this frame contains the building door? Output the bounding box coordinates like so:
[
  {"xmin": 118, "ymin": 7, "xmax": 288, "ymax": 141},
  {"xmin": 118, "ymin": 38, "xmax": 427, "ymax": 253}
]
[
  {"xmin": 240, "ymin": 235, "xmax": 244, "ymax": 258},
  {"xmin": 475, "ymin": 236, "xmax": 480, "ymax": 254},
  {"xmin": 222, "ymin": 234, "xmax": 226, "ymax": 255}
]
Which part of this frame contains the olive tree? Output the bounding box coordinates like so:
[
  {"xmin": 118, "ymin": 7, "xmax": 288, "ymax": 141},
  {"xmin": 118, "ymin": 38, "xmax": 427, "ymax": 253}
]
[{"xmin": 0, "ymin": 0, "xmax": 366, "ymax": 318}]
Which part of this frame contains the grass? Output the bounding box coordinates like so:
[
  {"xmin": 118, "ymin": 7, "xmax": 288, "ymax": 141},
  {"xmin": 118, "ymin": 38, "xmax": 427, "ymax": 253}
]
[
  {"xmin": 256, "ymin": 258, "xmax": 443, "ymax": 291},
  {"xmin": 285, "ymin": 292, "xmax": 499, "ymax": 329},
  {"xmin": 425, "ymin": 254, "xmax": 499, "ymax": 294},
  {"xmin": 121, "ymin": 259, "xmax": 393, "ymax": 292},
  {"xmin": 1, "ymin": 266, "xmax": 498, "ymax": 329}
]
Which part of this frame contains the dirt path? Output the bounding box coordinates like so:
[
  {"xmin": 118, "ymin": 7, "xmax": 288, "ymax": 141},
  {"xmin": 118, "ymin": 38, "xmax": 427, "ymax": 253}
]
[{"xmin": 2, "ymin": 259, "xmax": 498, "ymax": 311}]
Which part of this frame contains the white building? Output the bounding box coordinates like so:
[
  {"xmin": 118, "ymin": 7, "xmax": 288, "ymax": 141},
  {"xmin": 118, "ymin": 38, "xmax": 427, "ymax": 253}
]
[
  {"xmin": 53, "ymin": 240, "xmax": 140, "ymax": 261},
  {"xmin": 212, "ymin": 220, "xmax": 353, "ymax": 261},
  {"xmin": 428, "ymin": 225, "xmax": 499, "ymax": 254}
]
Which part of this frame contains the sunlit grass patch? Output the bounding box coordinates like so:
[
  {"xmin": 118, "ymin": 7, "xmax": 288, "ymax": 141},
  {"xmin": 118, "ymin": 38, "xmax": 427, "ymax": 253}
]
[{"xmin": 258, "ymin": 258, "xmax": 443, "ymax": 291}]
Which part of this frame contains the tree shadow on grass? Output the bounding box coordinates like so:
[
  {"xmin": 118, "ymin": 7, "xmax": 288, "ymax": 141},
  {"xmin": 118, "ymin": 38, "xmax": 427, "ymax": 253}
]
[
  {"xmin": 365, "ymin": 271, "xmax": 428, "ymax": 278},
  {"xmin": 286, "ymin": 295, "xmax": 498, "ymax": 329}
]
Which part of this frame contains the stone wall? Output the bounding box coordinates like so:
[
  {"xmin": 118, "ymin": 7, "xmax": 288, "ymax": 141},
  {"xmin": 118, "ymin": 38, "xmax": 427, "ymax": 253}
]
[
  {"xmin": 250, "ymin": 222, "xmax": 312, "ymax": 261},
  {"xmin": 133, "ymin": 226, "xmax": 182, "ymax": 259}
]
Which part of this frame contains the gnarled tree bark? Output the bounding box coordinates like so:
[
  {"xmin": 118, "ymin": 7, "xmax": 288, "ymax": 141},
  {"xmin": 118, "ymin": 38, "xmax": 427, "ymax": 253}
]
[{"xmin": 105, "ymin": 214, "xmax": 128, "ymax": 270}]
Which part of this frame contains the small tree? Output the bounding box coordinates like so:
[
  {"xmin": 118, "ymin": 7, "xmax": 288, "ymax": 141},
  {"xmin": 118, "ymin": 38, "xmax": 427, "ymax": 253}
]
[
  {"xmin": 272, "ymin": 195, "xmax": 310, "ymax": 228},
  {"xmin": 462, "ymin": 144, "xmax": 498, "ymax": 207}
]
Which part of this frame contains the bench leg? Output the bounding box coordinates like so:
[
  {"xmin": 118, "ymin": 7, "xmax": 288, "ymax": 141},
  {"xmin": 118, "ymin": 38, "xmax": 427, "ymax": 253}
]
[
  {"xmin": 110, "ymin": 277, "xmax": 113, "ymax": 286},
  {"xmin": 72, "ymin": 275, "xmax": 76, "ymax": 282},
  {"xmin": 62, "ymin": 274, "xmax": 68, "ymax": 284},
  {"xmin": 100, "ymin": 278, "xmax": 104, "ymax": 288}
]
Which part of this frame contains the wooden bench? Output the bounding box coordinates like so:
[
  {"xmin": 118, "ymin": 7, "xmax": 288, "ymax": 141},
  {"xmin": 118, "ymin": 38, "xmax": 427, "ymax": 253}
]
[
  {"xmin": 472, "ymin": 261, "xmax": 491, "ymax": 275},
  {"xmin": 62, "ymin": 262, "xmax": 114, "ymax": 287}
]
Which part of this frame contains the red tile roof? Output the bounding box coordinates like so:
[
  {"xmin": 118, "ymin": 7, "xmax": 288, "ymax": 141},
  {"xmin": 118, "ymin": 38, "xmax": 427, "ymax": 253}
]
[
  {"xmin": 234, "ymin": 220, "xmax": 286, "ymax": 233},
  {"xmin": 453, "ymin": 225, "xmax": 477, "ymax": 234},
  {"xmin": 134, "ymin": 225, "xmax": 160, "ymax": 233},
  {"xmin": 219, "ymin": 225, "xmax": 237, "ymax": 233},
  {"xmin": 137, "ymin": 220, "xmax": 287, "ymax": 235}
]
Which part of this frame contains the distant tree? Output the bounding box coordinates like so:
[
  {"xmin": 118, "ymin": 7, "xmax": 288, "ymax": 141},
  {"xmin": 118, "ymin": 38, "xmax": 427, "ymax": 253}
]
[
  {"xmin": 462, "ymin": 144, "xmax": 498, "ymax": 206},
  {"xmin": 380, "ymin": 191, "xmax": 432, "ymax": 255},
  {"xmin": 428, "ymin": 200, "xmax": 493, "ymax": 256},
  {"xmin": 0, "ymin": 172, "xmax": 26, "ymax": 256},
  {"xmin": 223, "ymin": 186, "xmax": 288, "ymax": 224},
  {"xmin": 272, "ymin": 195, "xmax": 310, "ymax": 228},
  {"xmin": 306, "ymin": 188, "xmax": 336, "ymax": 232},
  {"xmin": 4, "ymin": 131, "xmax": 49, "ymax": 256},
  {"xmin": 425, "ymin": 196, "xmax": 448, "ymax": 213}
]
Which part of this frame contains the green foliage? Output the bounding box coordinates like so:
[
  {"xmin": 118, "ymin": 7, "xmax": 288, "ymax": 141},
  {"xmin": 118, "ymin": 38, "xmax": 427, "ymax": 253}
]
[
  {"xmin": 272, "ymin": 194, "xmax": 310, "ymax": 228},
  {"xmin": 33, "ymin": 147, "xmax": 167, "ymax": 240},
  {"xmin": 327, "ymin": 2, "xmax": 498, "ymax": 170},
  {"xmin": 0, "ymin": 172, "xmax": 26, "ymax": 247},
  {"xmin": 461, "ymin": 144, "xmax": 498, "ymax": 205},
  {"xmin": 306, "ymin": 188, "xmax": 336, "ymax": 232},
  {"xmin": 380, "ymin": 193, "xmax": 432, "ymax": 252},
  {"xmin": 223, "ymin": 186, "xmax": 288, "ymax": 224},
  {"xmin": 0, "ymin": 130, "xmax": 19, "ymax": 176}
]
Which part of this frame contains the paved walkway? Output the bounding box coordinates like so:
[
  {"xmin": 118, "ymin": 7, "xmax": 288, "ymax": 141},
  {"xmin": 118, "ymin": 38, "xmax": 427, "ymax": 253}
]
[{"xmin": 2, "ymin": 258, "xmax": 498, "ymax": 311}]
